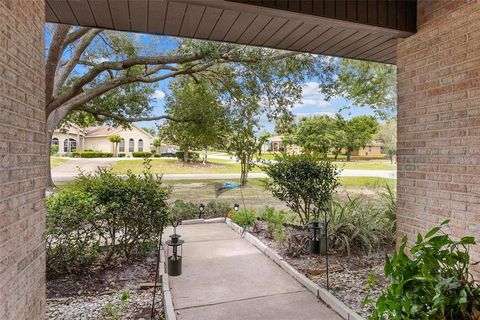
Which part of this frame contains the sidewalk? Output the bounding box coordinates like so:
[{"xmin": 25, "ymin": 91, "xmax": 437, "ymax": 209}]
[{"xmin": 166, "ymin": 223, "xmax": 342, "ymax": 320}]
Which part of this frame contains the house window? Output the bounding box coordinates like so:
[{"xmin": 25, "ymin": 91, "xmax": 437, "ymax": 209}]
[
  {"xmin": 138, "ymin": 139, "xmax": 143, "ymax": 152},
  {"xmin": 129, "ymin": 138, "xmax": 134, "ymax": 152},
  {"xmin": 119, "ymin": 139, "xmax": 125, "ymax": 152},
  {"xmin": 51, "ymin": 137, "xmax": 59, "ymax": 146},
  {"xmin": 63, "ymin": 138, "xmax": 76, "ymax": 152}
]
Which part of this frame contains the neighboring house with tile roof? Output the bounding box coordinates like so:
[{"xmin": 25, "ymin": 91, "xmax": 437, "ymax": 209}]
[{"xmin": 52, "ymin": 124, "xmax": 154, "ymax": 157}]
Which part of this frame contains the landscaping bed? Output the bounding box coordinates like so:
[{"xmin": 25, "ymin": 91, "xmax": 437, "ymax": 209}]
[
  {"xmin": 46, "ymin": 251, "xmax": 164, "ymax": 320},
  {"xmin": 251, "ymin": 221, "xmax": 393, "ymax": 318}
]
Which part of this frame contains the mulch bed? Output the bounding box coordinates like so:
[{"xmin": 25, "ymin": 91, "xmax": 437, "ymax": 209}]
[
  {"xmin": 46, "ymin": 251, "xmax": 164, "ymax": 320},
  {"xmin": 251, "ymin": 221, "xmax": 393, "ymax": 318}
]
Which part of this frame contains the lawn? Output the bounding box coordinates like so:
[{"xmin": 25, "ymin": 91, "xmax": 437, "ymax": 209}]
[
  {"xmin": 335, "ymin": 160, "xmax": 396, "ymax": 171},
  {"xmin": 111, "ymin": 158, "xmax": 264, "ymax": 174},
  {"xmin": 50, "ymin": 157, "xmax": 69, "ymax": 168}
]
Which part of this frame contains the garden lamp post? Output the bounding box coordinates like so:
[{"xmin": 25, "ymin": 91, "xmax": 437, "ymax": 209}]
[
  {"xmin": 308, "ymin": 208, "xmax": 322, "ymax": 255},
  {"xmin": 166, "ymin": 219, "xmax": 184, "ymax": 276},
  {"xmin": 198, "ymin": 203, "xmax": 205, "ymax": 219}
]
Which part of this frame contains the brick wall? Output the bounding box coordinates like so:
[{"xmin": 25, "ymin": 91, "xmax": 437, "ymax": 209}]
[
  {"xmin": 397, "ymin": 0, "xmax": 480, "ymax": 274},
  {"xmin": 0, "ymin": 0, "xmax": 46, "ymax": 318}
]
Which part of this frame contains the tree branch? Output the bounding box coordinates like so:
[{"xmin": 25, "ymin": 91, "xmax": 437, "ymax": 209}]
[
  {"xmin": 45, "ymin": 24, "xmax": 71, "ymax": 105},
  {"xmin": 79, "ymin": 109, "xmax": 195, "ymax": 123},
  {"xmin": 64, "ymin": 27, "xmax": 92, "ymax": 46}
]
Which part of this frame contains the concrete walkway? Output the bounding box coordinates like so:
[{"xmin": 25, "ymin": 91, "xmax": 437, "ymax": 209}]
[{"xmin": 167, "ymin": 223, "xmax": 341, "ymax": 320}]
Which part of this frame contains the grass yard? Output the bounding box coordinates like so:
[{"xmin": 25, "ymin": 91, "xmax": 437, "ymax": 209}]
[
  {"xmin": 335, "ymin": 160, "xmax": 396, "ymax": 171},
  {"xmin": 111, "ymin": 158, "xmax": 264, "ymax": 174},
  {"xmin": 50, "ymin": 157, "xmax": 69, "ymax": 168}
]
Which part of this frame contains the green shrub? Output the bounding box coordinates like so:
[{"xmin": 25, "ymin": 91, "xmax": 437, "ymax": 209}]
[
  {"xmin": 132, "ymin": 151, "xmax": 153, "ymax": 158},
  {"xmin": 205, "ymin": 200, "xmax": 231, "ymax": 218},
  {"xmin": 72, "ymin": 151, "xmax": 113, "ymax": 158},
  {"xmin": 176, "ymin": 151, "xmax": 199, "ymax": 162},
  {"xmin": 46, "ymin": 160, "xmax": 170, "ymax": 274},
  {"xmin": 169, "ymin": 199, "xmax": 198, "ymax": 221},
  {"xmin": 369, "ymin": 221, "xmax": 480, "ymax": 320},
  {"xmin": 50, "ymin": 145, "xmax": 59, "ymax": 155},
  {"xmin": 260, "ymin": 207, "xmax": 288, "ymax": 243},
  {"xmin": 118, "ymin": 153, "xmax": 126, "ymax": 158},
  {"xmin": 46, "ymin": 188, "xmax": 101, "ymax": 274},
  {"xmin": 262, "ymin": 154, "xmax": 340, "ymax": 226},
  {"xmin": 231, "ymin": 209, "xmax": 257, "ymax": 230},
  {"xmin": 328, "ymin": 196, "xmax": 394, "ymax": 255}
]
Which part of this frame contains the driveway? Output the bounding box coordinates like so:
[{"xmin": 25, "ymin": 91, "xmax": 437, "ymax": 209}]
[{"xmin": 51, "ymin": 158, "xmax": 120, "ymax": 181}]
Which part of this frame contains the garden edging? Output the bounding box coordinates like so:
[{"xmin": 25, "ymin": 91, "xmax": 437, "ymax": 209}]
[
  {"xmin": 160, "ymin": 247, "xmax": 176, "ymax": 320},
  {"xmin": 225, "ymin": 218, "xmax": 364, "ymax": 320}
]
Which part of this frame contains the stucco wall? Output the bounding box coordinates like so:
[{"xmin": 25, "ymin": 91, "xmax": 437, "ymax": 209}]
[
  {"xmin": 83, "ymin": 127, "xmax": 153, "ymax": 156},
  {"xmin": 397, "ymin": 0, "xmax": 480, "ymax": 275},
  {"xmin": 0, "ymin": 0, "xmax": 46, "ymax": 318}
]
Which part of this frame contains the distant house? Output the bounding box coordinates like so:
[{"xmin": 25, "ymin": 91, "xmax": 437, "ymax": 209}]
[
  {"xmin": 52, "ymin": 124, "xmax": 154, "ymax": 157},
  {"xmin": 350, "ymin": 141, "xmax": 384, "ymax": 156}
]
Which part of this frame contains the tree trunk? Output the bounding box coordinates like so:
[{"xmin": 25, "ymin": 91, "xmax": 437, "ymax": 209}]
[
  {"xmin": 334, "ymin": 148, "xmax": 340, "ymax": 161},
  {"xmin": 240, "ymin": 153, "xmax": 249, "ymax": 186},
  {"xmin": 347, "ymin": 149, "xmax": 352, "ymax": 162},
  {"xmin": 183, "ymin": 149, "xmax": 189, "ymax": 163},
  {"xmin": 46, "ymin": 130, "xmax": 54, "ymax": 188}
]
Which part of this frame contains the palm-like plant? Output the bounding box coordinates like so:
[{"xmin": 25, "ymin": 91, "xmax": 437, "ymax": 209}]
[{"xmin": 109, "ymin": 134, "xmax": 122, "ymax": 157}]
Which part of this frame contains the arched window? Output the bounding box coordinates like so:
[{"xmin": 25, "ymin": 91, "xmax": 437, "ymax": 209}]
[
  {"xmin": 119, "ymin": 139, "xmax": 125, "ymax": 153},
  {"xmin": 63, "ymin": 138, "xmax": 76, "ymax": 152},
  {"xmin": 138, "ymin": 139, "xmax": 144, "ymax": 152},
  {"xmin": 51, "ymin": 137, "xmax": 59, "ymax": 146},
  {"xmin": 128, "ymin": 138, "xmax": 134, "ymax": 152}
]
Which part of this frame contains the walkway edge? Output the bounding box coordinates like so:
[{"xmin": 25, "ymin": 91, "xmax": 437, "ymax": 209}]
[
  {"xmin": 160, "ymin": 247, "xmax": 177, "ymax": 320},
  {"xmin": 225, "ymin": 219, "xmax": 364, "ymax": 320}
]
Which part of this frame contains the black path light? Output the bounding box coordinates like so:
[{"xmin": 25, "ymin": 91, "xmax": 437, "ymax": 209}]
[
  {"xmin": 308, "ymin": 208, "xmax": 322, "ymax": 255},
  {"xmin": 198, "ymin": 203, "xmax": 205, "ymax": 219},
  {"xmin": 233, "ymin": 203, "xmax": 240, "ymax": 212},
  {"xmin": 166, "ymin": 219, "xmax": 184, "ymax": 276}
]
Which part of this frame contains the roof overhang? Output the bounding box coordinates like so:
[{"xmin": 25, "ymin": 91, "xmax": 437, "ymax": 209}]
[{"xmin": 45, "ymin": 0, "xmax": 417, "ymax": 65}]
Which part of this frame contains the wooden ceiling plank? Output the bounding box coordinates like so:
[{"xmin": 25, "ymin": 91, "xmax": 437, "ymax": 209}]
[
  {"xmin": 299, "ymin": 0, "xmax": 313, "ymax": 14},
  {"xmin": 277, "ymin": 22, "xmax": 317, "ymax": 49},
  {"xmin": 164, "ymin": 2, "xmax": 187, "ymax": 36},
  {"xmin": 48, "ymin": 0, "xmax": 79, "ymax": 25},
  {"xmin": 237, "ymin": 15, "xmax": 272, "ymax": 44},
  {"xmin": 287, "ymin": 24, "xmax": 329, "ymax": 51},
  {"xmin": 300, "ymin": 27, "xmax": 342, "ymax": 52},
  {"xmin": 209, "ymin": 10, "xmax": 240, "ymax": 41},
  {"xmin": 249, "ymin": 17, "xmax": 288, "ymax": 46},
  {"xmin": 342, "ymin": 34, "xmax": 390, "ymax": 57},
  {"xmin": 378, "ymin": 0, "xmax": 388, "ymax": 27},
  {"xmin": 312, "ymin": 28, "xmax": 356, "ymax": 53},
  {"xmin": 45, "ymin": 2, "xmax": 60, "ymax": 23},
  {"xmin": 87, "ymin": 0, "xmax": 113, "ymax": 29},
  {"xmin": 108, "ymin": 0, "xmax": 130, "ymax": 31},
  {"xmin": 397, "ymin": 0, "xmax": 406, "ymax": 31},
  {"xmin": 357, "ymin": 0, "xmax": 368, "ymax": 24},
  {"xmin": 263, "ymin": 19, "xmax": 302, "ymax": 47},
  {"xmin": 367, "ymin": 0, "xmax": 378, "ymax": 25},
  {"xmin": 388, "ymin": 0, "xmax": 397, "ymax": 29},
  {"xmin": 223, "ymin": 12, "xmax": 257, "ymax": 42},
  {"xmin": 67, "ymin": 0, "xmax": 95, "ymax": 26},
  {"xmin": 356, "ymin": 38, "xmax": 396, "ymax": 59},
  {"xmin": 312, "ymin": 0, "xmax": 324, "ymax": 15},
  {"xmin": 148, "ymin": 0, "xmax": 167, "ymax": 34},
  {"xmin": 288, "ymin": 0, "xmax": 301, "ymax": 12},
  {"xmin": 194, "ymin": 7, "xmax": 222, "ymax": 39},
  {"xmin": 375, "ymin": 50, "xmax": 396, "ymax": 64},
  {"xmin": 365, "ymin": 42, "xmax": 397, "ymax": 61},
  {"xmin": 323, "ymin": 31, "xmax": 369, "ymax": 56},
  {"xmin": 332, "ymin": 32, "xmax": 376, "ymax": 56},
  {"xmin": 179, "ymin": 4, "xmax": 205, "ymax": 37},
  {"xmin": 336, "ymin": 0, "xmax": 347, "ymax": 20},
  {"xmin": 346, "ymin": 0, "xmax": 357, "ymax": 21},
  {"xmin": 324, "ymin": 0, "xmax": 335, "ymax": 18},
  {"xmin": 129, "ymin": 0, "xmax": 148, "ymax": 32}
]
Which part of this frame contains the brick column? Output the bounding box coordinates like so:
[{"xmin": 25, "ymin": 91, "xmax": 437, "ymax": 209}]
[
  {"xmin": 397, "ymin": 1, "xmax": 480, "ymax": 274},
  {"xmin": 0, "ymin": 0, "xmax": 46, "ymax": 318}
]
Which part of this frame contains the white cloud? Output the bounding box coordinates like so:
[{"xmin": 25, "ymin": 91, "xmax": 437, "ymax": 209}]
[
  {"xmin": 293, "ymin": 81, "xmax": 331, "ymax": 109},
  {"xmin": 152, "ymin": 90, "xmax": 165, "ymax": 100},
  {"xmin": 295, "ymin": 111, "xmax": 334, "ymax": 119}
]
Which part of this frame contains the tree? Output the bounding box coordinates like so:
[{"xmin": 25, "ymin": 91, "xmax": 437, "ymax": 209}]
[
  {"xmin": 262, "ymin": 154, "xmax": 341, "ymax": 226},
  {"xmin": 275, "ymin": 112, "xmax": 296, "ymax": 135},
  {"xmin": 142, "ymin": 127, "xmax": 156, "ymax": 137},
  {"xmin": 108, "ymin": 134, "xmax": 122, "ymax": 157},
  {"xmin": 152, "ymin": 138, "xmax": 162, "ymax": 156},
  {"xmin": 377, "ymin": 118, "xmax": 397, "ymax": 163},
  {"xmin": 330, "ymin": 116, "xmax": 348, "ymax": 161},
  {"xmin": 45, "ymin": 24, "xmax": 318, "ymax": 185},
  {"xmin": 257, "ymin": 131, "xmax": 272, "ymax": 156},
  {"xmin": 161, "ymin": 79, "xmax": 228, "ymax": 163},
  {"xmin": 320, "ymin": 59, "xmax": 396, "ymax": 119},
  {"xmin": 291, "ymin": 115, "xmax": 336, "ymax": 156},
  {"xmin": 342, "ymin": 115, "xmax": 380, "ymax": 161}
]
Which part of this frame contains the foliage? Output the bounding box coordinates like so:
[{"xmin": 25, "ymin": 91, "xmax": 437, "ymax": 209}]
[
  {"xmin": 46, "ymin": 188, "xmax": 100, "ymax": 273},
  {"xmin": 369, "ymin": 221, "xmax": 480, "ymax": 320},
  {"xmin": 175, "ymin": 151, "xmax": 199, "ymax": 162},
  {"xmin": 169, "ymin": 199, "xmax": 231, "ymax": 221},
  {"xmin": 377, "ymin": 118, "xmax": 397, "ymax": 163},
  {"xmin": 72, "ymin": 151, "xmax": 113, "ymax": 158},
  {"xmin": 275, "ymin": 112, "xmax": 296, "ymax": 135},
  {"xmin": 50, "ymin": 145, "xmax": 59, "ymax": 155},
  {"xmin": 260, "ymin": 207, "xmax": 288, "ymax": 244},
  {"xmin": 132, "ymin": 151, "xmax": 153, "ymax": 158},
  {"xmin": 205, "ymin": 200, "xmax": 231, "ymax": 218},
  {"xmin": 320, "ymin": 59, "xmax": 396, "ymax": 119},
  {"xmin": 46, "ymin": 160, "xmax": 170, "ymax": 274},
  {"xmin": 152, "ymin": 138, "xmax": 162, "ymax": 155},
  {"xmin": 231, "ymin": 209, "xmax": 257, "ymax": 230},
  {"xmin": 292, "ymin": 115, "xmax": 337, "ymax": 156},
  {"xmin": 262, "ymin": 154, "xmax": 341, "ymax": 226},
  {"xmin": 161, "ymin": 80, "xmax": 228, "ymax": 162},
  {"xmin": 379, "ymin": 184, "xmax": 397, "ymax": 227},
  {"xmin": 328, "ymin": 196, "xmax": 395, "ymax": 256},
  {"xmin": 109, "ymin": 134, "xmax": 122, "ymax": 157},
  {"xmin": 341, "ymin": 115, "xmax": 380, "ymax": 161},
  {"xmin": 142, "ymin": 127, "xmax": 156, "ymax": 136}
]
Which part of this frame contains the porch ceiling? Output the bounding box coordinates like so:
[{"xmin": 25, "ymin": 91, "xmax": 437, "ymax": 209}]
[{"xmin": 45, "ymin": 0, "xmax": 417, "ymax": 65}]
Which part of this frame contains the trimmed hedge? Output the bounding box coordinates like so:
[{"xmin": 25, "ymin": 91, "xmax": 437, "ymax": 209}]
[
  {"xmin": 132, "ymin": 151, "xmax": 153, "ymax": 158},
  {"xmin": 72, "ymin": 151, "xmax": 113, "ymax": 158}
]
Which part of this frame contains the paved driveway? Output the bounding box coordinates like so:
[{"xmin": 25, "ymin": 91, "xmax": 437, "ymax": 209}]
[{"xmin": 167, "ymin": 223, "xmax": 342, "ymax": 320}]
